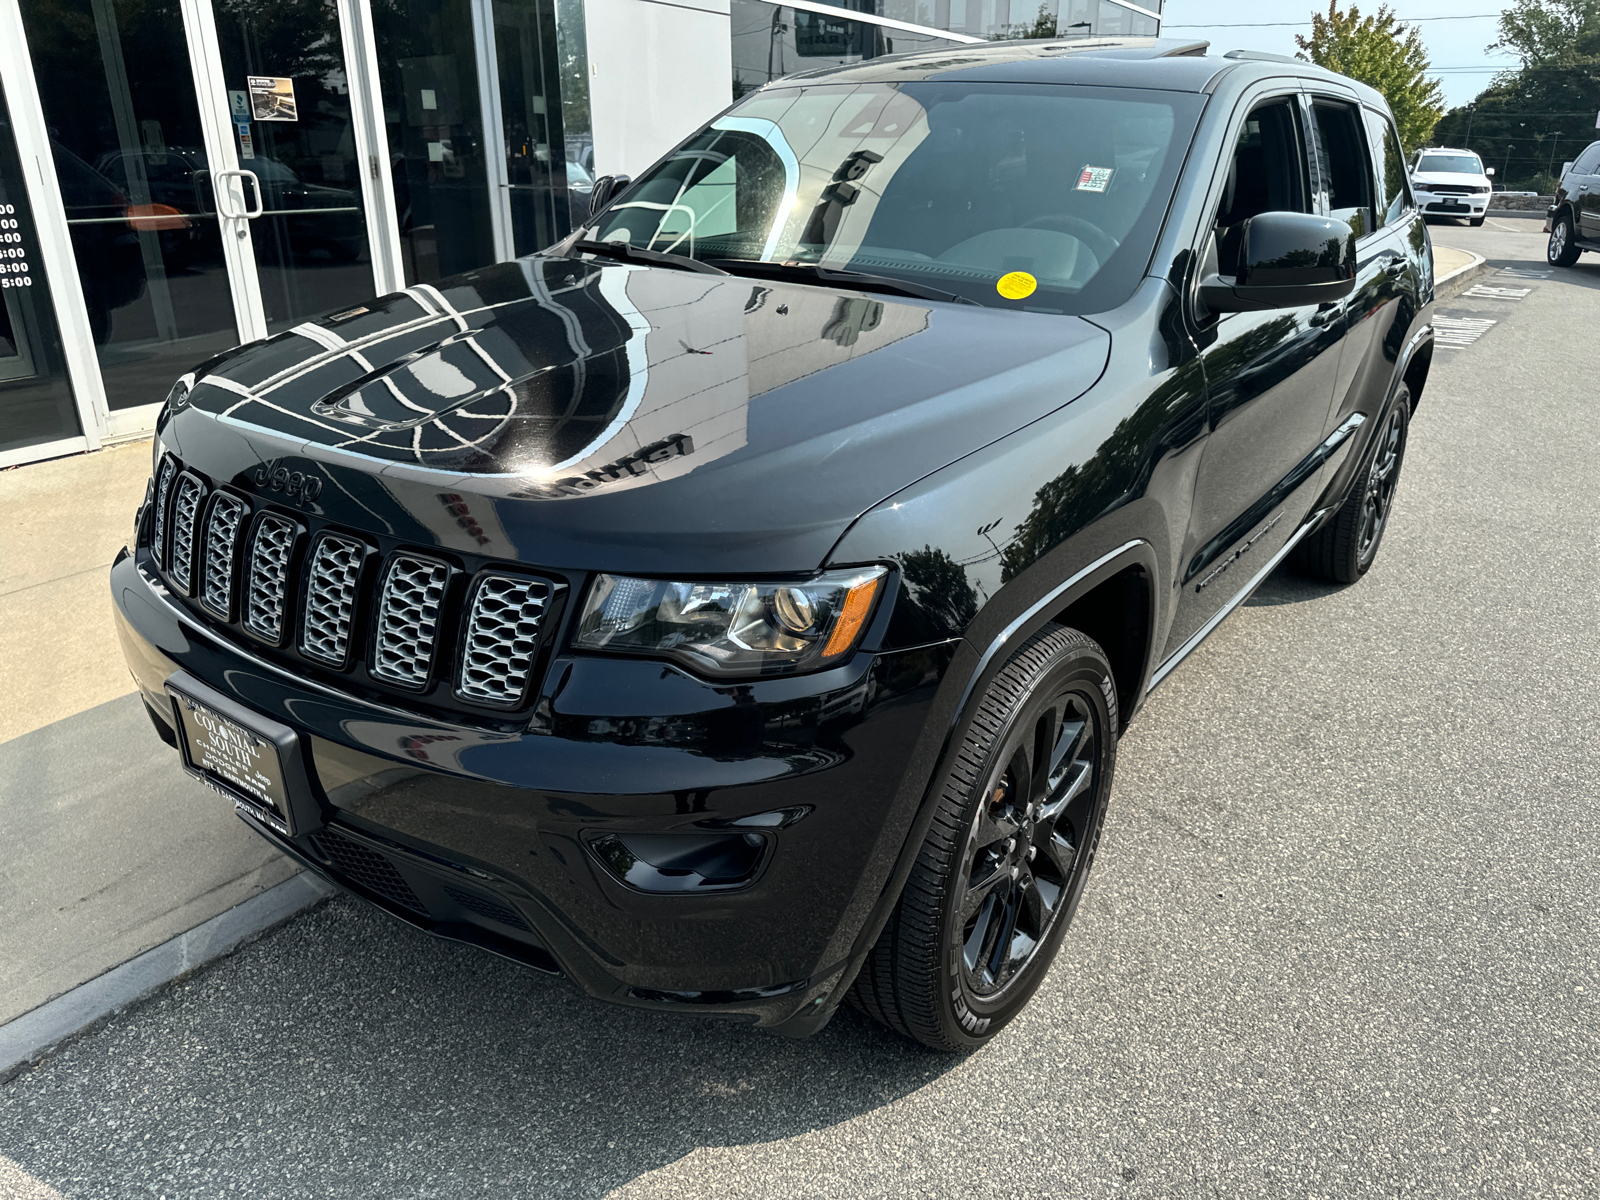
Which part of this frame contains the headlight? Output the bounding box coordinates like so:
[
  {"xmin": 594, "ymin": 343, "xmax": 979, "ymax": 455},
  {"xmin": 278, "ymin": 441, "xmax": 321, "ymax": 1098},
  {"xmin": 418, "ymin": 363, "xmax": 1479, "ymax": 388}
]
[{"xmin": 575, "ymin": 566, "xmax": 887, "ymax": 677}]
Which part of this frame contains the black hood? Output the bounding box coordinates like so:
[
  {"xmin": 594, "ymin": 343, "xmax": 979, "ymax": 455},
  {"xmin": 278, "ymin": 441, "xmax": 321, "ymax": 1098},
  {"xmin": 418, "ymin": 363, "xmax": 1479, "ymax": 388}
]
[{"xmin": 167, "ymin": 255, "xmax": 1109, "ymax": 574}]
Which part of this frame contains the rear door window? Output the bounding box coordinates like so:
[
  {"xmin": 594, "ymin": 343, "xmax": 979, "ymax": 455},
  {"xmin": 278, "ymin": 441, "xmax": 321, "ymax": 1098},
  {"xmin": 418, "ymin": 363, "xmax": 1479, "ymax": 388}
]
[
  {"xmin": 1310, "ymin": 101, "xmax": 1376, "ymax": 239},
  {"xmin": 1363, "ymin": 109, "xmax": 1411, "ymax": 227}
]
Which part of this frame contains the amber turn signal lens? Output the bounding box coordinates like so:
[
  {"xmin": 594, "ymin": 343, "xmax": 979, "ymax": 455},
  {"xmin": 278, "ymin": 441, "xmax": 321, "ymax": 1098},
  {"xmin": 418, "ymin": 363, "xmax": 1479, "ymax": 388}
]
[{"xmin": 822, "ymin": 575, "xmax": 881, "ymax": 660}]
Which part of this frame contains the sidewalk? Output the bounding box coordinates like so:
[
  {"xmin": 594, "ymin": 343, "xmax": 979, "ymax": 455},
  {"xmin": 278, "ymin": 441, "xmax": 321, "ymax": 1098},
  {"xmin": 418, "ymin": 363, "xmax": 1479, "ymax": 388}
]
[{"xmin": 0, "ymin": 442, "xmax": 300, "ymax": 1029}]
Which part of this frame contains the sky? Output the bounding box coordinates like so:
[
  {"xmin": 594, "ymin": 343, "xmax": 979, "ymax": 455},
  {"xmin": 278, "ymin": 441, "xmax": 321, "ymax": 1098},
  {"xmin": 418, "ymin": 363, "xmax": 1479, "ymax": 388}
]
[{"xmin": 1158, "ymin": 0, "xmax": 1520, "ymax": 110}]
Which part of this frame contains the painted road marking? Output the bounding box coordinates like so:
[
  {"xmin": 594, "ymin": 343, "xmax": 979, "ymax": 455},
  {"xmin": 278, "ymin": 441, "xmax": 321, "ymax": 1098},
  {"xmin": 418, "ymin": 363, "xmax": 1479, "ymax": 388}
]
[
  {"xmin": 1462, "ymin": 285, "xmax": 1532, "ymax": 300},
  {"xmin": 1434, "ymin": 317, "xmax": 1498, "ymax": 348},
  {"xmin": 1496, "ymin": 267, "xmax": 1551, "ymax": 280}
]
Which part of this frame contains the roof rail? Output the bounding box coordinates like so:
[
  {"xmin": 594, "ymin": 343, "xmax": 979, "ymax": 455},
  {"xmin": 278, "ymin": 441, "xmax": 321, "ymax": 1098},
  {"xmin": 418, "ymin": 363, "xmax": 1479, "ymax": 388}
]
[
  {"xmin": 1159, "ymin": 41, "xmax": 1210, "ymax": 57},
  {"xmin": 1223, "ymin": 49, "xmax": 1304, "ymax": 65}
]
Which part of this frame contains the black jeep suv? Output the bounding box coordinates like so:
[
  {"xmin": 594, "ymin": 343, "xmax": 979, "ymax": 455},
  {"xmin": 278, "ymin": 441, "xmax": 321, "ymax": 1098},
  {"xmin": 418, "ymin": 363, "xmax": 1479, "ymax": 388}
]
[
  {"xmin": 1547, "ymin": 138, "xmax": 1600, "ymax": 266},
  {"xmin": 113, "ymin": 40, "xmax": 1433, "ymax": 1051}
]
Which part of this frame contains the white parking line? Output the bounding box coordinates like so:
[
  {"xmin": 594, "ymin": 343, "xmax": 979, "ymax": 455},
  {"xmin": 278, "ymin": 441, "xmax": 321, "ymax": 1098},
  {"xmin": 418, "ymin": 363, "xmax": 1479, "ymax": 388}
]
[
  {"xmin": 1462, "ymin": 285, "xmax": 1532, "ymax": 301},
  {"xmin": 1434, "ymin": 317, "xmax": 1498, "ymax": 347}
]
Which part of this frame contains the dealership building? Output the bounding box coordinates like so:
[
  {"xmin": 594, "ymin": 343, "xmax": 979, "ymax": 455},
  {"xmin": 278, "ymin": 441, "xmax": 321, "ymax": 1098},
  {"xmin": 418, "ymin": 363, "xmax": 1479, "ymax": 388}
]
[{"xmin": 0, "ymin": 0, "xmax": 1160, "ymax": 467}]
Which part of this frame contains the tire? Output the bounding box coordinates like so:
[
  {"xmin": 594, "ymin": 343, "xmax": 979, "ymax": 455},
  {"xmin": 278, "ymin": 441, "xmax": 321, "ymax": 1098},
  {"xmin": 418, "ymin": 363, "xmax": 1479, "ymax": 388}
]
[
  {"xmin": 1291, "ymin": 385, "xmax": 1410, "ymax": 584},
  {"xmin": 1470, "ymin": 216, "xmax": 1485, "ymax": 227},
  {"xmin": 1549, "ymin": 211, "xmax": 1581, "ymax": 266},
  {"xmin": 848, "ymin": 623, "xmax": 1118, "ymax": 1052}
]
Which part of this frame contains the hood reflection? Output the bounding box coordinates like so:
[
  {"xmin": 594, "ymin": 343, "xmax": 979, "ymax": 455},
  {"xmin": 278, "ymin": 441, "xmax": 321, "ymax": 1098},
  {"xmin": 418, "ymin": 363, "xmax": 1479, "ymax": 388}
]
[{"xmin": 191, "ymin": 255, "xmax": 929, "ymax": 495}]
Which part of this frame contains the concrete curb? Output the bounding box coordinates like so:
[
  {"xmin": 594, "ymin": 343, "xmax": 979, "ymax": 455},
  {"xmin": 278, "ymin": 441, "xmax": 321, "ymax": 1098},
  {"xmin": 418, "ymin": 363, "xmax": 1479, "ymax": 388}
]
[
  {"xmin": 1435, "ymin": 250, "xmax": 1492, "ymax": 303},
  {"xmin": 0, "ymin": 871, "xmax": 335, "ymax": 1082}
]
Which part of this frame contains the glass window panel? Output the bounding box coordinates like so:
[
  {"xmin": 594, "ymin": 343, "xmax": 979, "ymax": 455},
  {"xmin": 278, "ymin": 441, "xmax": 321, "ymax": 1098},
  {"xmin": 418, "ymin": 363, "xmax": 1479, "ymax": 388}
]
[
  {"xmin": 21, "ymin": 0, "xmax": 241, "ymax": 410},
  {"xmin": 733, "ymin": 1, "xmax": 968, "ymax": 96},
  {"xmin": 371, "ymin": 0, "xmax": 497, "ymax": 282},
  {"xmin": 494, "ymin": 0, "xmax": 577, "ymax": 255},
  {"xmin": 0, "ymin": 79, "xmax": 81, "ymax": 455},
  {"xmin": 213, "ymin": 0, "xmax": 379, "ymax": 331}
]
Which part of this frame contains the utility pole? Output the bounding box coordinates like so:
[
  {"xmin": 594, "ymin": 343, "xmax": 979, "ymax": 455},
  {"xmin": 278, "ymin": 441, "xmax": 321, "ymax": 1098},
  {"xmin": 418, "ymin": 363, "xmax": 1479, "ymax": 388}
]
[
  {"xmin": 1464, "ymin": 105, "xmax": 1476, "ymax": 148},
  {"xmin": 1502, "ymin": 142, "xmax": 1515, "ymax": 181}
]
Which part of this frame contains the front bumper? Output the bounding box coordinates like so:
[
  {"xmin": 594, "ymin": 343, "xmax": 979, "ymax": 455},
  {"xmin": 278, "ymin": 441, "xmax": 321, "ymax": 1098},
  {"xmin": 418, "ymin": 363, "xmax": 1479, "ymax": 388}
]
[
  {"xmin": 112, "ymin": 548, "xmax": 957, "ymax": 1032},
  {"xmin": 1418, "ymin": 194, "xmax": 1488, "ymax": 218}
]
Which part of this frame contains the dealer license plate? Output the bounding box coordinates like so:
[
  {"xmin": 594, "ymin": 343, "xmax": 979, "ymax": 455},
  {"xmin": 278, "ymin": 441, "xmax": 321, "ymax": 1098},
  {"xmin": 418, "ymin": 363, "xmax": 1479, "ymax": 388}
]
[{"xmin": 170, "ymin": 687, "xmax": 295, "ymax": 835}]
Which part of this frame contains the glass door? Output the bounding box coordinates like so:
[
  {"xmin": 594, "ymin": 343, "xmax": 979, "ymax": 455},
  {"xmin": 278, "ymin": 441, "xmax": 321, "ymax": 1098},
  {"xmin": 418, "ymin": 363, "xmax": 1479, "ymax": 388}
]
[
  {"xmin": 20, "ymin": 0, "xmax": 248, "ymax": 414},
  {"xmin": 491, "ymin": 0, "xmax": 574, "ymax": 256},
  {"xmin": 208, "ymin": 0, "xmax": 383, "ymax": 333},
  {"xmin": 0, "ymin": 77, "xmax": 82, "ymax": 459}
]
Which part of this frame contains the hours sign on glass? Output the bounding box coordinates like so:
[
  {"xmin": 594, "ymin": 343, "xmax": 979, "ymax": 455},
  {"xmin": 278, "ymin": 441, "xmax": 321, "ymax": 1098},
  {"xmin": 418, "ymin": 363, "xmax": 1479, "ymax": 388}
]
[{"xmin": 0, "ymin": 205, "xmax": 29, "ymax": 288}]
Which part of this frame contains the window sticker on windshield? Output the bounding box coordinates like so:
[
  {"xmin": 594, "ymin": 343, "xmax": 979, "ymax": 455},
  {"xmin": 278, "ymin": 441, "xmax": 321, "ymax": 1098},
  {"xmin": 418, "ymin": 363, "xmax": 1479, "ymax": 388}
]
[
  {"xmin": 996, "ymin": 271, "xmax": 1038, "ymax": 300},
  {"xmin": 1076, "ymin": 165, "xmax": 1114, "ymax": 193}
]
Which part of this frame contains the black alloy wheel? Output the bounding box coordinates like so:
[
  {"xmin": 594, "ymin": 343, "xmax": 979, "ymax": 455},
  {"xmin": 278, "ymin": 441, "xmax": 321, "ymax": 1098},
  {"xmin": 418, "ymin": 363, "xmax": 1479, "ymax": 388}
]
[
  {"xmin": 1291, "ymin": 385, "xmax": 1411, "ymax": 585},
  {"xmin": 1549, "ymin": 211, "xmax": 1581, "ymax": 267},
  {"xmin": 848, "ymin": 624, "xmax": 1117, "ymax": 1052},
  {"xmin": 1355, "ymin": 402, "xmax": 1406, "ymax": 571}
]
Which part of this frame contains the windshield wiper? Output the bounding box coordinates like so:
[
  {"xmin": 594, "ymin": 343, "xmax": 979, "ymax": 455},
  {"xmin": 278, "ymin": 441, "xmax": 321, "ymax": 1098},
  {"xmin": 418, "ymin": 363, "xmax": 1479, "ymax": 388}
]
[
  {"xmin": 568, "ymin": 239, "xmax": 728, "ymax": 275},
  {"xmin": 704, "ymin": 259, "xmax": 978, "ymax": 305}
]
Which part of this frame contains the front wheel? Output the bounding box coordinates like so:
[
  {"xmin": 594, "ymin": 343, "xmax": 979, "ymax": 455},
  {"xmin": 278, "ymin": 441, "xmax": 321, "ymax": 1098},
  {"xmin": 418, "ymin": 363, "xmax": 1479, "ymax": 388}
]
[
  {"xmin": 1549, "ymin": 211, "xmax": 1581, "ymax": 266},
  {"xmin": 1291, "ymin": 385, "xmax": 1410, "ymax": 584},
  {"xmin": 848, "ymin": 624, "xmax": 1117, "ymax": 1052},
  {"xmin": 1470, "ymin": 215, "xmax": 1486, "ymax": 227}
]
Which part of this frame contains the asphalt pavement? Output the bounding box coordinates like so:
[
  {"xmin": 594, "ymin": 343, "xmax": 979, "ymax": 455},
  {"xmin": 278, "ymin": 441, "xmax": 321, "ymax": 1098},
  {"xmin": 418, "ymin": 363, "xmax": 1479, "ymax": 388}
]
[{"xmin": 2, "ymin": 218, "xmax": 1597, "ymax": 1199}]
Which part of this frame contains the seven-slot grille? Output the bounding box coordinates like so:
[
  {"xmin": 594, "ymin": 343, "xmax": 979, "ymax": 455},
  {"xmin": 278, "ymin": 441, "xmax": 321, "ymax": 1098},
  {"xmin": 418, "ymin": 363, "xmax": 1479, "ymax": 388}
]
[
  {"xmin": 200, "ymin": 493, "xmax": 247, "ymax": 617},
  {"xmin": 144, "ymin": 458, "xmax": 554, "ymax": 707},
  {"xmin": 371, "ymin": 556, "xmax": 450, "ymax": 688}
]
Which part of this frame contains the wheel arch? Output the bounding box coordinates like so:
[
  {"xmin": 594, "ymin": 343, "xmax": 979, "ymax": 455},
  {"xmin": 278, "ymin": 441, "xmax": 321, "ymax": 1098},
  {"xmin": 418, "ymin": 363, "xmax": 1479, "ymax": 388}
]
[
  {"xmin": 1401, "ymin": 334, "xmax": 1432, "ymax": 415},
  {"xmin": 802, "ymin": 539, "xmax": 1159, "ymax": 1034}
]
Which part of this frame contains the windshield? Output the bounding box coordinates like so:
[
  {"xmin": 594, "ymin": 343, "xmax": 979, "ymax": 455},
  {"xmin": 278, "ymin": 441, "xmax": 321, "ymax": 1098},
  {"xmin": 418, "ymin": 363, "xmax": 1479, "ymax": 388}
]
[
  {"xmin": 585, "ymin": 82, "xmax": 1205, "ymax": 313},
  {"xmin": 1416, "ymin": 153, "xmax": 1484, "ymax": 175}
]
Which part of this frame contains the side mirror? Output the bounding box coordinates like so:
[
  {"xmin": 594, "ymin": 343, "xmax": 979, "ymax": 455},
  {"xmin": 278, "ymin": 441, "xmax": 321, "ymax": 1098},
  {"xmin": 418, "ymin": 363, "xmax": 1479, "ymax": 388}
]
[
  {"xmin": 1561, "ymin": 161, "xmax": 1574, "ymax": 178},
  {"xmin": 1199, "ymin": 212, "xmax": 1357, "ymax": 314},
  {"xmin": 1486, "ymin": 166, "xmax": 1496, "ymax": 177},
  {"xmin": 588, "ymin": 173, "xmax": 631, "ymax": 218}
]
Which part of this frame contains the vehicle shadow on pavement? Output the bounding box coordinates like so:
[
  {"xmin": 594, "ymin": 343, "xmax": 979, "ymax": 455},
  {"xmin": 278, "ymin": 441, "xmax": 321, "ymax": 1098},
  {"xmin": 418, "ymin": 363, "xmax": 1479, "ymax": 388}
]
[
  {"xmin": 0, "ymin": 896, "xmax": 959, "ymax": 1197},
  {"xmin": 1243, "ymin": 566, "xmax": 1343, "ymax": 608}
]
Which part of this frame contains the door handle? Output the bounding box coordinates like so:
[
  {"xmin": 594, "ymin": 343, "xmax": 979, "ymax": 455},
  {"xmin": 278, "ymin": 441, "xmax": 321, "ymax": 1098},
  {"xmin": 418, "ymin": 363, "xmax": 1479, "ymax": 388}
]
[{"xmin": 214, "ymin": 169, "xmax": 264, "ymax": 219}]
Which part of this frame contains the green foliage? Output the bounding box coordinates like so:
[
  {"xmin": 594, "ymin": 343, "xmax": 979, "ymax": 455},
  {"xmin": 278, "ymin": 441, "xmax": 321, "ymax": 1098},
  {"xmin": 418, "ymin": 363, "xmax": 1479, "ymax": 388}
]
[
  {"xmin": 1294, "ymin": 1, "xmax": 1445, "ymax": 153},
  {"xmin": 1431, "ymin": 0, "xmax": 1600, "ymax": 192},
  {"xmin": 1492, "ymin": 0, "xmax": 1600, "ymax": 65}
]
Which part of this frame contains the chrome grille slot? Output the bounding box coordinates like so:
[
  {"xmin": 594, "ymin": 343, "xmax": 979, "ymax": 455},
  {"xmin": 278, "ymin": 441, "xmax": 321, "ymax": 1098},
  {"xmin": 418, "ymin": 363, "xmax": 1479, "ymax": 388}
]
[
  {"xmin": 456, "ymin": 573, "xmax": 550, "ymax": 706},
  {"xmin": 245, "ymin": 513, "xmax": 297, "ymax": 643},
  {"xmin": 200, "ymin": 493, "xmax": 248, "ymax": 617},
  {"xmin": 151, "ymin": 457, "xmax": 176, "ymax": 566},
  {"xmin": 300, "ymin": 533, "xmax": 365, "ymax": 666},
  {"xmin": 168, "ymin": 474, "xmax": 206, "ymax": 594},
  {"xmin": 371, "ymin": 556, "xmax": 449, "ymax": 688}
]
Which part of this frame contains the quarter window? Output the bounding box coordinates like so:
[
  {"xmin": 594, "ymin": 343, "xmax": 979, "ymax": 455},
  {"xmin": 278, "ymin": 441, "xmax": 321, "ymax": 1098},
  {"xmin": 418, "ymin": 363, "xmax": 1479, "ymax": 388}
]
[{"xmin": 1310, "ymin": 102, "xmax": 1375, "ymax": 239}]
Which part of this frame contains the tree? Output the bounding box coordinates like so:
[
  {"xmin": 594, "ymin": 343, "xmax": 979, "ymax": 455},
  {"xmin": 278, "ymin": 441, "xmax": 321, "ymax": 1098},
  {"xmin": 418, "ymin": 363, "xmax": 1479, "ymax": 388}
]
[
  {"xmin": 1431, "ymin": 0, "xmax": 1600, "ymax": 190},
  {"xmin": 1491, "ymin": 0, "xmax": 1600, "ymax": 65},
  {"xmin": 1294, "ymin": 1, "xmax": 1445, "ymax": 153}
]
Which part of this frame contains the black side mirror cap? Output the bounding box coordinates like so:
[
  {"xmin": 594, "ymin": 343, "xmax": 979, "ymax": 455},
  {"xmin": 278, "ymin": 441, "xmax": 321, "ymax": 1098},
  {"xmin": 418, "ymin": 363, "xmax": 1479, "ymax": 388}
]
[
  {"xmin": 1199, "ymin": 211, "xmax": 1357, "ymax": 314},
  {"xmin": 588, "ymin": 173, "xmax": 631, "ymax": 219}
]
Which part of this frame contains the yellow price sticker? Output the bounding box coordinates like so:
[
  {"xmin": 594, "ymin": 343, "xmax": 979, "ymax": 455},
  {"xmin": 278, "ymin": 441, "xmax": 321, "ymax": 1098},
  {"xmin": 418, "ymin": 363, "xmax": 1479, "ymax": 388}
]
[{"xmin": 996, "ymin": 271, "xmax": 1037, "ymax": 300}]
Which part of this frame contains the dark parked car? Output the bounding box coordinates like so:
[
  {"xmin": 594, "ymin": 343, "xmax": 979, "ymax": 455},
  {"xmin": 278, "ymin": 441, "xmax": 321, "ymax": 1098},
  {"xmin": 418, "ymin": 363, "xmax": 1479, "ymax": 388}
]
[
  {"xmin": 113, "ymin": 39, "xmax": 1434, "ymax": 1051},
  {"xmin": 1547, "ymin": 139, "xmax": 1600, "ymax": 266}
]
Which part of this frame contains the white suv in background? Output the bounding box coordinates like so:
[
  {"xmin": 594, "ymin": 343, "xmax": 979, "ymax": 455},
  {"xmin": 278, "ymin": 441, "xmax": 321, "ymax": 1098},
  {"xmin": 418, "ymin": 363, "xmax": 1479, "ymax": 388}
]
[{"xmin": 1409, "ymin": 147, "xmax": 1494, "ymax": 226}]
